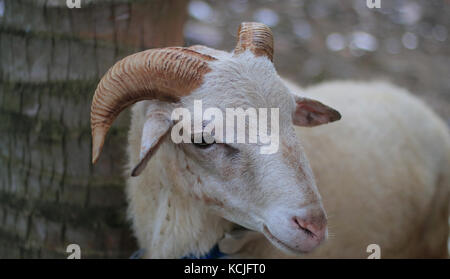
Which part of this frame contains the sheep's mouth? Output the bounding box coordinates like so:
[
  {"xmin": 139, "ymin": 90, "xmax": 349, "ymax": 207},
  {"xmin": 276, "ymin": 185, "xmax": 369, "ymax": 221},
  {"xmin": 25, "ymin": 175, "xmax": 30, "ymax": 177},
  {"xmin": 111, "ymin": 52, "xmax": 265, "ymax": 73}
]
[{"xmin": 262, "ymin": 224, "xmax": 307, "ymax": 254}]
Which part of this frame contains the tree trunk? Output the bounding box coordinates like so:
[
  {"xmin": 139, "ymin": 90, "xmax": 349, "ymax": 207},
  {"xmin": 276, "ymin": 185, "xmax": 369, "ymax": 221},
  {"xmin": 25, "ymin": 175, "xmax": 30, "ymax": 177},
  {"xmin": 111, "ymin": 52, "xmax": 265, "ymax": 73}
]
[{"xmin": 0, "ymin": 0, "xmax": 188, "ymax": 258}]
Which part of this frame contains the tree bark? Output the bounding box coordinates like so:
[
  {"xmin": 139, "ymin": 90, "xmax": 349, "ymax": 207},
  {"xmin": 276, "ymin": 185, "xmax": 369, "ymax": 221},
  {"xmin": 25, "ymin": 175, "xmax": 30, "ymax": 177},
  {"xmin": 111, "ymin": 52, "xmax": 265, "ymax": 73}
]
[{"xmin": 0, "ymin": 0, "xmax": 188, "ymax": 258}]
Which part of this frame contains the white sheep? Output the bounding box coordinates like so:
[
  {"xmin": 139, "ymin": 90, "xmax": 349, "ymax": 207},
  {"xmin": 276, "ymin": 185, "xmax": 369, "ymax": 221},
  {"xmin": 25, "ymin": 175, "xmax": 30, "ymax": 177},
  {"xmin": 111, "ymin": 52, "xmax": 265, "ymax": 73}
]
[{"xmin": 90, "ymin": 22, "xmax": 450, "ymax": 258}]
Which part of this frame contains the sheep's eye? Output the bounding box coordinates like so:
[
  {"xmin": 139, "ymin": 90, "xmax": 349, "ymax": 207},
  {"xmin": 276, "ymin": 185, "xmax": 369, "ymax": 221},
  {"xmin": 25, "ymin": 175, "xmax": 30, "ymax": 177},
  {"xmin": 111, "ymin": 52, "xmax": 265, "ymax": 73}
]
[
  {"xmin": 194, "ymin": 141, "xmax": 214, "ymax": 149},
  {"xmin": 192, "ymin": 134, "xmax": 215, "ymax": 149}
]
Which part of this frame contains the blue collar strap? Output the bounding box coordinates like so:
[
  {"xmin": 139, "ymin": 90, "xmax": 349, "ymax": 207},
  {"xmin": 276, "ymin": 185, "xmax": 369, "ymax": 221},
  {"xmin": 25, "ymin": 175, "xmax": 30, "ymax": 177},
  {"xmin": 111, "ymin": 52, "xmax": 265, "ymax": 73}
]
[
  {"xmin": 129, "ymin": 244, "xmax": 226, "ymax": 259},
  {"xmin": 182, "ymin": 244, "xmax": 226, "ymax": 259},
  {"xmin": 129, "ymin": 248, "xmax": 146, "ymax": 259}
]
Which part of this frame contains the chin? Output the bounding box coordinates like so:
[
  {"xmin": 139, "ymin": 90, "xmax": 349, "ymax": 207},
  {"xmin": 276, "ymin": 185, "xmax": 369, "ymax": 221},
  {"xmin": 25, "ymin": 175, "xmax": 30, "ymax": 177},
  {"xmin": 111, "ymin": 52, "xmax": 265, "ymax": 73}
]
[{"xmin": 262, "ymin": 224, "xmax": 327, "ymax": 255}]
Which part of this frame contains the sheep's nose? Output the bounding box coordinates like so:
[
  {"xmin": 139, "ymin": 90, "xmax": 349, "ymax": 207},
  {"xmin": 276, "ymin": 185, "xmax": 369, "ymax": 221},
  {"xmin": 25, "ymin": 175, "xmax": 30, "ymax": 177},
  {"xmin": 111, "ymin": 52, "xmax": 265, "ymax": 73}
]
[{"xmin": 293, "ymin": 214, "xmax": 327, "ymax": 243}]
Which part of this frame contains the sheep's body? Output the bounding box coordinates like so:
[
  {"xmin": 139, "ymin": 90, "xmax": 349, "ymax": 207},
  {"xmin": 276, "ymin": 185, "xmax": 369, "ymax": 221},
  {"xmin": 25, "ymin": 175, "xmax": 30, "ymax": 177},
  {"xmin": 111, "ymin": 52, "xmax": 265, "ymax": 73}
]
[
  {"xmin": 296, "ymin": 81, "xmax": 450, "ymax": 258},
  {"xmin": 231, "ymin": 80, "xmax": 450, "ymax": 258},
  {"xmin": 126, "ymin": 79, "xmax": 449, "ymax": 258}
]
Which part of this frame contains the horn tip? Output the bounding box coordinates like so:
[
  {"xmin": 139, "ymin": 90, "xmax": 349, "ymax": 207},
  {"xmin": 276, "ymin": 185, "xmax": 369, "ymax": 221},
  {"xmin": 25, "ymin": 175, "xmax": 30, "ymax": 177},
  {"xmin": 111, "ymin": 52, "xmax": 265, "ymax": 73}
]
[
  {"xmin": 92, "ymin": 146, "xmax": 100, "ymax": 165},
  {"xmin": 235, "ymin": 21, "xmax": 274, "ymax": 62},
  {"xmin": 238, "ymin": 21, "xmax": 271, "ymax": 31},
  {"xmin": 91, "ymin": 126, "xmax": 107, "ymax": 165},
  {"xmin": 92, "ymin": 154, "xmax": 99, "ymax": 165}
]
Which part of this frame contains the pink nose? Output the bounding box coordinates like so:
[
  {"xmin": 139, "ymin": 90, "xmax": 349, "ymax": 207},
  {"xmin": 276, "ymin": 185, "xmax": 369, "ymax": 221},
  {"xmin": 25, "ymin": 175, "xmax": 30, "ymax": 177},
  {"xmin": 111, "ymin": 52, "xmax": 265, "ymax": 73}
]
[{"xmin": 293, "ymin": 215, "xmax": 327, "ymax": 244}]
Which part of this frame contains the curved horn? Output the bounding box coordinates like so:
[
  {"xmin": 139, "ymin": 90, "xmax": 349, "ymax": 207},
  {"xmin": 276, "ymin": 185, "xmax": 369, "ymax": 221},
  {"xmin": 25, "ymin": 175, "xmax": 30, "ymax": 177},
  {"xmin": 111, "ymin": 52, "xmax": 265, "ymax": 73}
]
[
  {"xmin": 91, "ymin": 47, "xmax": 215, "ymax": 164},
  {"xmin": 233, "ymin": 22, "xmax": 274, "ymax": 62},
  {"xmin": 187, "ymin": 45, "xmax": 230, "ymax": 60}
]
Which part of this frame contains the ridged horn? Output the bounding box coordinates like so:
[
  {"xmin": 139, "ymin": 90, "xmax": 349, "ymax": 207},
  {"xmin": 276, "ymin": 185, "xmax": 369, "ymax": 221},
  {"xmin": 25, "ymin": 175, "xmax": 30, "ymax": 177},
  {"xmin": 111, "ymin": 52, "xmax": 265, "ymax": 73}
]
[
  {"xmin": 91, "ymin": 47, "xmax": 215, "ymax": 164},
  {"xmin": 187, "ymin": 45, "xmax": 229, "ymax": 59},
  {"xmin": 233, "ymin": 22, "xmax": 274, "ymax": 62}
]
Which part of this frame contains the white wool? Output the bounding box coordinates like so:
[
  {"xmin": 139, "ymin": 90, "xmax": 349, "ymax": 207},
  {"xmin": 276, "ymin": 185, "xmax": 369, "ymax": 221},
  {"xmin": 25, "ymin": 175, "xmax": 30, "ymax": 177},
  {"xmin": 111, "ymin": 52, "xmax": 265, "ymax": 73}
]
[
  {"xmin": 125, "ymin": 53, "xmax": 450, "ymax": 258},
  {"xmin": 150, "ymin": 183, "xmax": 170, "ymax": 256}
]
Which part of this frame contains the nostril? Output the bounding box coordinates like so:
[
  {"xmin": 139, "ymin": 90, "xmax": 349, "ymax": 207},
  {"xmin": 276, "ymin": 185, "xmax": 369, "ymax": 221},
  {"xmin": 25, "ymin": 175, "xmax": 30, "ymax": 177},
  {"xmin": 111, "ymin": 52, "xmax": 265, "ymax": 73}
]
[
  {"xmin": 293, "ymin": 216, "xmax": 326, "ymax": 240},
  {"xmin": 293, "ymin": 217, "xmax": 315, "ymax": 237}
]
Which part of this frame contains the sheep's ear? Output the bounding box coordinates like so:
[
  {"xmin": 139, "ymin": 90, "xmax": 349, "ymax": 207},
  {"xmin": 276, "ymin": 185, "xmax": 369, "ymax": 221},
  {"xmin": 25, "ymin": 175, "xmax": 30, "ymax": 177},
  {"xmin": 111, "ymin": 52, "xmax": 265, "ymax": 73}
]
[
  {"xmin": 293, "ymin": 97, "xmax": 341, "ymax": 127},
  {"xmin": 131, "ymin": 115, "xmax": 172, "ymax": 177}
]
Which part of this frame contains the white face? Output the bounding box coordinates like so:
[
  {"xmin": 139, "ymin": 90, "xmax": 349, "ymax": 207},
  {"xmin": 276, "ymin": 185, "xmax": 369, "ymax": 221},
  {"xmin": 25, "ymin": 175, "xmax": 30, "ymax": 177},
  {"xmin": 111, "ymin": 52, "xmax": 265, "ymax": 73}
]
[
  {"xmin": 178, "ymin": 125, "xmax": 327, "ymax": 254},
  {"xmin": 177, "ymin": 53, "xmax": 329, "ymax": 253},
  {"xmin": 135, "ymin": 51, "xmax": 340, "ymax": 254}
]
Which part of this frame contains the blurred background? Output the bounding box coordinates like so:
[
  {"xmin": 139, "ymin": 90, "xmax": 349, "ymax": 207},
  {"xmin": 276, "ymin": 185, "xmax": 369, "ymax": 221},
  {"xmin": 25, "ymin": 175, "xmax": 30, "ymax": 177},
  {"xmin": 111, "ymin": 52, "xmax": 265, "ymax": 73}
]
[
  {"xmin": 0, "ymin": 0, "xmax": 448, "ymax": 258},
  {"xmin": 185, "ymin": 0, "xmax": 450, "ymax": 121}
]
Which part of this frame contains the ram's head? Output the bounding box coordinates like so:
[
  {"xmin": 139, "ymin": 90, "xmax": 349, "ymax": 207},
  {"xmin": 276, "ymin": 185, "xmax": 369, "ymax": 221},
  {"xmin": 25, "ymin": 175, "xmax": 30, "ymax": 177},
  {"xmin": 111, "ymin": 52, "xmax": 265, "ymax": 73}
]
[{"xmin": 91, "ymin": 22, "xmax": 341, "ymax": 254}]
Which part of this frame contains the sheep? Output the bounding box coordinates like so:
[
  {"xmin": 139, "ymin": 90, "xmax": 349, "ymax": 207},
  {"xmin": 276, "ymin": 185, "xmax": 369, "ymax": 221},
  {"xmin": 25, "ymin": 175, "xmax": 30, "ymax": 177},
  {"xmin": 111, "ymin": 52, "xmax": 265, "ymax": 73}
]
[{"xmin": 90, "ymin": 22, "xmax": 450, "ymax": 258}]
